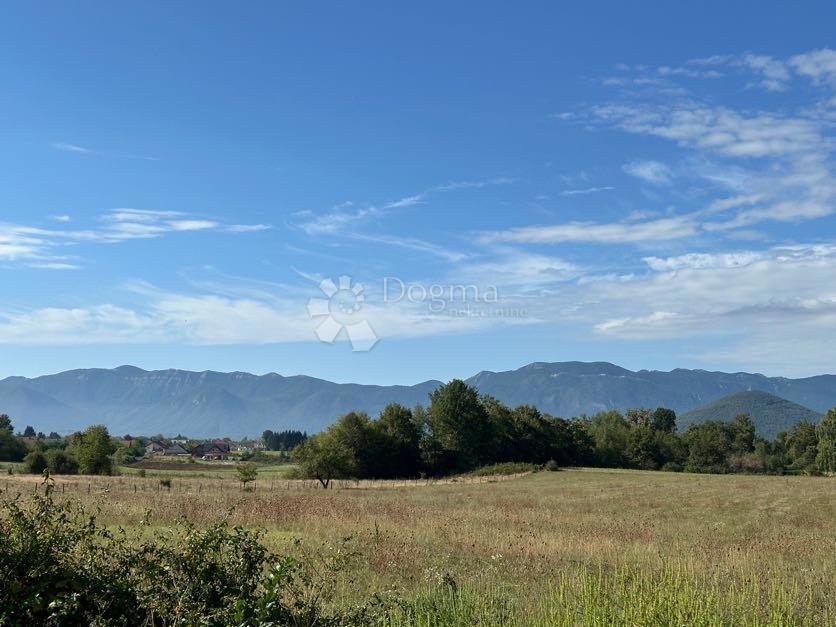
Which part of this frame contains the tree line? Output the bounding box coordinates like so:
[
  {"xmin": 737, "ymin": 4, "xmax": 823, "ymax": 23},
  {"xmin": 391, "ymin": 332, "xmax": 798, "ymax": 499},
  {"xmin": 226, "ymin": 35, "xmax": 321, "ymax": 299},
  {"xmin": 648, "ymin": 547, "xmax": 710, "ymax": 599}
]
[
  {"xmin": 294, "ymin": 379, "xmax": 836, "ymax": 485},
  {"xmin": 0, "ymin": 414, "xmax": 117, "ymax": 476},
  {"xmin": 261, "ymin": 429, "xmax": 307, "ymax": 451},
  {"xmin": 3, "ymin": 380, "xmax": 835, "ymax": 481}
]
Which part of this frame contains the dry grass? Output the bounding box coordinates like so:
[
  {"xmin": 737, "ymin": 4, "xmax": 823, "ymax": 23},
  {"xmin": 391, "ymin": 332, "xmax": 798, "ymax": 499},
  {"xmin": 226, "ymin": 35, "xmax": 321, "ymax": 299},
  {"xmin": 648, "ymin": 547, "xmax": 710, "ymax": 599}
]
[{"xmin": 3, "ymin": 468, "xmax": 834, "ymax": 622}]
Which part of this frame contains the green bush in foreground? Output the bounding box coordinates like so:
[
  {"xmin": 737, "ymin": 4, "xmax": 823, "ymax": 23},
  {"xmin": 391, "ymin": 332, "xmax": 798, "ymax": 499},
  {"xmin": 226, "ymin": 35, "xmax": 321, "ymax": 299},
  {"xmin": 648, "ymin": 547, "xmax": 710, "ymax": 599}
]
[{"xmin": 0, "ymin": 474, "xmax": 375, "ymax": 626}]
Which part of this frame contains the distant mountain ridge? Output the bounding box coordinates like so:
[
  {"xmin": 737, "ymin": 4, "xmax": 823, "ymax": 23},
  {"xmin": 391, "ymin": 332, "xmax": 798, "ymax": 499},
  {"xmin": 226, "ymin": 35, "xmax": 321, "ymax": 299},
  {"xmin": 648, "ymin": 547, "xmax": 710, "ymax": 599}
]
[
  {"xmin": 0, "ymin": 366, "xmax": 441, "ymax": 438},
  {"xmin": 0, "ymin": 361, "xmax": 834, "ymax": 438}
]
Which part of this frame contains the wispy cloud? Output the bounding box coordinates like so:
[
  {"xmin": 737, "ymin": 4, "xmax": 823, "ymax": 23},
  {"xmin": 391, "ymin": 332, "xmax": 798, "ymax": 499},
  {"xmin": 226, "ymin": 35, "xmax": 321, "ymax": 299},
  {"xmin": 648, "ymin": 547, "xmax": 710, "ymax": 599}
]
[
  {"xmin": 0, "ymin": 210, "xmax": 269, "ymax": 268},
  {"xmin": 684, "ymin": 48, "xmax": 836, "ymax": 91},
  {"xmin": 295, "ymin": 177, "xmax": 517, "ymax": 236},
  {"xmin": 789, "ymin": 48, "xmax": 836, "ymax": 86},
  {"xmin": 559, "ymin": 186, "xmax": 615, "ymax": 196},
  {"xmin": 348, "ymin": 233, "xmax": 469, "ymax": 262},
  {"xmin": 52, "ymin": 141, "xmax": 157, "ymax": 161},
  {"xmin": 740, "ymin": 53, "xmax": 791, "ymax": 91},
  {"xmin": 479, "ymin": 215, "xmax": 699, "ymax": 245},
  {"xmin": 622, "ymin": 160, "xmax": 673, "ymax": 186},
  {"xmin": 295, "ymin": 202, "xmax": 381, "ymax": 235},
  {"xmin": 52, "ymin": 142, "xmax": 94, "ymax": 154}
]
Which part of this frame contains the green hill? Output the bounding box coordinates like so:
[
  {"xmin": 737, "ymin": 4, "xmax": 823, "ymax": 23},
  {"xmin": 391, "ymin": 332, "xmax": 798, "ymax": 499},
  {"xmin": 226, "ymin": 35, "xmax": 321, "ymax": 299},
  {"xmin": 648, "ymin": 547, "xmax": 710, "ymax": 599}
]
[{"xmin": 678, "ymin": 391, "xmax": 823, "ymax": 439}]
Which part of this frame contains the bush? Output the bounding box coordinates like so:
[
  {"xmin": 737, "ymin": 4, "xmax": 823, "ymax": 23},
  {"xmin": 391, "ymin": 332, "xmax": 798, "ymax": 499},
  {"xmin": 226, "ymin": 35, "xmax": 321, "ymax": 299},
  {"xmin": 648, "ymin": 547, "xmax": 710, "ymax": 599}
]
[
  {"xmin": 44, "ymin": 449, "xmax": 78, "ymax": 475},
  {"xmin": 0, "ymin": 429, "xmax": 27, "ymax": 463},
  {"xmin": 660, "ymin": 462, "xmax": 682, "ymax": 472},
  {"xmin": 0, "ymin": 475, "xmax": 379, "ymax": 625},
  {"xmin": 466, "ymin": 462, "xmax": 538, "ymax": 477},
  {"xmin": 543, "ymin": 459, "xmax": 560, "ymax": 472},
  {"xmin": 22, "ymin": 451, "xmax": 47, "ymax": 474},
  {"xmin": 236, "ymin": 462, "xmax": 258, "ymax": 487}
]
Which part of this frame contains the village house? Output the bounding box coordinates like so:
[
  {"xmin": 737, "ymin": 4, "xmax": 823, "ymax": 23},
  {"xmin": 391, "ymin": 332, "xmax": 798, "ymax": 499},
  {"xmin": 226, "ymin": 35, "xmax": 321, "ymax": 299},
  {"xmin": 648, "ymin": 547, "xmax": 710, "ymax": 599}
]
[
  {"xmin": 162, "ymin": 443, "xmax": 190, "ymax": 456},
  {"xmin": 145, "ymin": 441, "xmax": 166, "ymax": 456},
  {"xmin": 190, "ymin": 440, "xmax": 230, "ymax": 460},
  {"xmin": 232, "ymin": 439, "xmax": 265, "ymax": 454},
  {"xmin": 145, "ymin": 440, "xmax": 191, "ymax": 457}
]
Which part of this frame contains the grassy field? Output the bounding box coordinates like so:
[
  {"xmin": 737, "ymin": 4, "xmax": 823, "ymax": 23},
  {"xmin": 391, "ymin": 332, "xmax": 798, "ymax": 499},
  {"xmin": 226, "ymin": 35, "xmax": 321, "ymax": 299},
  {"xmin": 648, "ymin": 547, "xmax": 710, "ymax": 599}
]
[{"xmin": 2, "ymin": 467, "xmax": 834, "ymax": 624}]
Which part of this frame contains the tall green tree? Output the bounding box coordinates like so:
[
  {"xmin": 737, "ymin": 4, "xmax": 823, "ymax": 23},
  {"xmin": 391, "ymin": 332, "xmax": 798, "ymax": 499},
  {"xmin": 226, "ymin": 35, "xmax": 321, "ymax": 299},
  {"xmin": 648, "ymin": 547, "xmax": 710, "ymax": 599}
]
[
  {"xmin": 294, "ymin": 433, "xmax": 354, "ymax": 488},
  {"xmin": 588, "ymin": 411, "xmax": 630, "ymax": 467},
  {"xmin": 0, "ymin": 414, "xmax": 12, "ymax": 432},
  {"xmin": 683, "ymin": 421, "xmax": 733, "ymax": 473},
  {"xmin": 376, "ymin": 403, "xmax": 421, "ymax": 477},
  {"xmin": 780, "ymin": 421, "xmax": 819, "ymax": 473},
  {"xmin": 650, "ymin": 408, "xmax": 677, "ymax": 433},
  {"xmin": 815, "ymin": 408, "xmax": 836, "ymax": 474},
  {"xmin": 427, "ymin": 380, "xmax": 493, "ymax": 472},
  {"xmin": 72, "ymin": 425, "xmax": 115, "ymax": 475},
  {"xmin": 729, "ymin": 414, "xmax": 757, "ymax": 454}
]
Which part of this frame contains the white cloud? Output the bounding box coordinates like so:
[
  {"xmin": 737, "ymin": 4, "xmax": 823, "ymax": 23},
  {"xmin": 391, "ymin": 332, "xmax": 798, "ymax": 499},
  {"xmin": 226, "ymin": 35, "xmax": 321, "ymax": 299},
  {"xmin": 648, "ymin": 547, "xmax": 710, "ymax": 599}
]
[
  {"xmin": 559, "ymin": 186, "xmax": 615, "ymax": 196},
  {"xmin": 25, "ymin": 262, "xmax": 82, "ymax": 271},
  {"xmin": 457, "ymin": 250, "xmax": 582, "ymax": 289},
  {"xmin": 0, "ymin": 210, "xmax": 269, "ymax": 267},
  {"xmin": 52, "ymin": 142, "xmax": 94, "ymax": 154},
  {"xmin": 642, "ymin": 251, "xmax": 764, "ymax": 271},
  {"xmin": 348, "ymin": 233, "xmax": 469, "ymax": 262},
  {"xmin": 741, "ymin": 54, "xmax": 790, "ymax": 91},
  {"xmin": 225, "ymin": 224, "xmax": 271, "ymax": 233},
  {"xmin": 593, "ymin": 103, "xmax": 826, "ymax": 158},
  {"xmin": 296, "ymin": 178, "xmax": 516, "ymax": 235},
  {"xmin": 789, "ymin": 48, "xmax": 836, "ymax": 86},
  {"xmin": 0, "ymin": 276, "xmax": 530, "ymax": 346},
  {"xmin": 296, "ymin": 202, "xmax": 379, "ymax": 235},
  {"xmin": 479, "ymin": 215, "xmax": 698, "ymax": 245},
  {"xmin": 686, "ymin": 49, "xmax": 836, "ymax": 91},
  {"xmin": 571, "ymin": 243, "xmax": 836, "ymax": 350},
  {"xmin": 51, "ymin": 142, "xmax": 157, "ymax": 161},
  {"xmin": 622, "ymin": 160, "xmax": 673, "ymax": 186}
]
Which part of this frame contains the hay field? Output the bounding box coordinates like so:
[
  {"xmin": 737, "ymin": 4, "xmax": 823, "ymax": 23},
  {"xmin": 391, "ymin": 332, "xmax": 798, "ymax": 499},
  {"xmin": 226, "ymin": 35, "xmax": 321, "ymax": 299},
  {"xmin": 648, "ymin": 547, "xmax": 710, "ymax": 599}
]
[{"xmin": 2, "ymin": 468, "xmax": 834, "ymax": 624}]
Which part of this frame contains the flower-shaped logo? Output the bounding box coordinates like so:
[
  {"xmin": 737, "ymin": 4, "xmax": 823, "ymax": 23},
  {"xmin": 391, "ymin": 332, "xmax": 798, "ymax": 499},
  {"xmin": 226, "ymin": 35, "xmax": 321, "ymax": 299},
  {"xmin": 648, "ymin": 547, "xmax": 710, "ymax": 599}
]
[{"xmin": 307, "ymin": 275, "xmax": 379, "ymax": 351}]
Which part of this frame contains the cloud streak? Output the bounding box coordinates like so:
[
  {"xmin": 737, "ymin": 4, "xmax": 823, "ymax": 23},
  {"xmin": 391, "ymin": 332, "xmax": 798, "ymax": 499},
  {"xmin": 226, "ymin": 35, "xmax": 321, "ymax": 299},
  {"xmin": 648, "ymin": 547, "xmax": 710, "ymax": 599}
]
[{"xmin": 0, "ymin": 210, "xmax": 270, "ymax": 268}]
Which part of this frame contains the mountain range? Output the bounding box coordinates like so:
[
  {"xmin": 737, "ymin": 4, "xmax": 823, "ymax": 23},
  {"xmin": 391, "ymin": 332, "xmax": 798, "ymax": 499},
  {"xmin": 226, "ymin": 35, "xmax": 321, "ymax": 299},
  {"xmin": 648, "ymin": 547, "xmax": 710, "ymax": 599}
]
[{"xmin": 0, "ymin": 361, "xmax": 833, "ymax": 438}]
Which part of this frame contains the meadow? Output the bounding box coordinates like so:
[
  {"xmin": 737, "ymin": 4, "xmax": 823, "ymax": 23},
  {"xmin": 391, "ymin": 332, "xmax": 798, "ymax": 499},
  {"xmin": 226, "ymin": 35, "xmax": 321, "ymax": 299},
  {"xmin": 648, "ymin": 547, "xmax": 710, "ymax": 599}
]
[{"xmin": 2, "ymin": 465, "xmax": 834, "ymax": 625}]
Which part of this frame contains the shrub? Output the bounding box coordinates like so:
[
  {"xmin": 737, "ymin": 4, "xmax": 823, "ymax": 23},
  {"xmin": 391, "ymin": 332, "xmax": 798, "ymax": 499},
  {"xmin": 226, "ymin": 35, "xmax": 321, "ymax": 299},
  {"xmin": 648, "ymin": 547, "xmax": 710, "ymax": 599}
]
[
  {"xmin": 466, "ymin": 462, "xmax": 538, "ymax": 477},
  {"xmin": 543, "ymin": 459, "xmax": 560, "ymax": 472},
  {"xmin": 44, "ymin": 449, "xmax": 78, "ymax": 475},
  {"xmin": 0, "ymin": 474, "xmax": 379, "ymax": 626},
  {"xmin": 0, "ymin": 429, "xmax": 28, "ymax": 463},
  {"xmin": 22, "ymin": 451, "xmax": 47, "ymax": 474},
  {"xmin": 236, "ymin": 462, "xmax": 258, "ymax": 487},
  {"xmin": 660, "ymin": 462, "xmax": 682, "ymax": 472}
]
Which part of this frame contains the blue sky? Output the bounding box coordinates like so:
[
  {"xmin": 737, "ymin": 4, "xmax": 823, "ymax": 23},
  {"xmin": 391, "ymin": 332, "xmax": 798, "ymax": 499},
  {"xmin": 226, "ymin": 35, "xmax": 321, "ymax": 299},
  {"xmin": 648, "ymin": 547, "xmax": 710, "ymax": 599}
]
[{"xmin": 2, "ymin": 2, "xmax": 836, "ymax": 383}]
